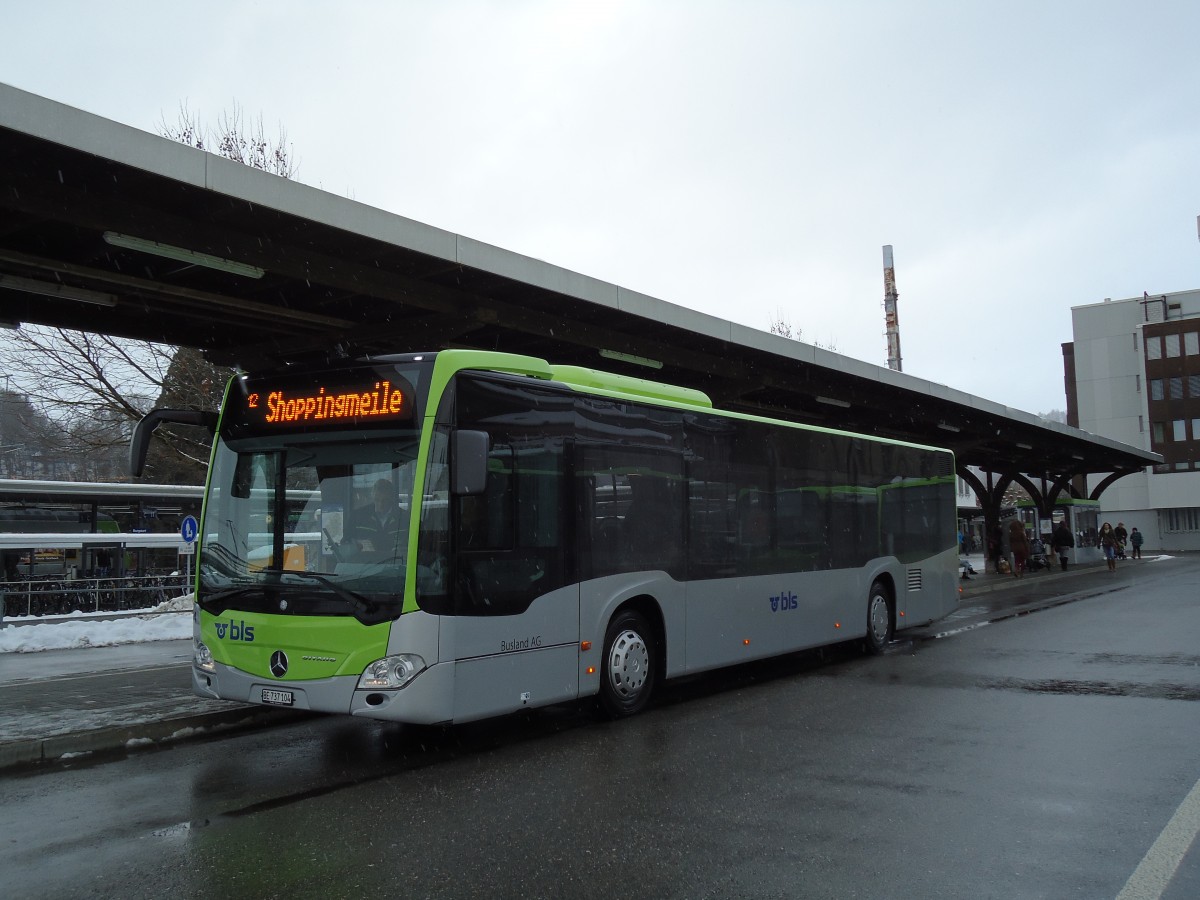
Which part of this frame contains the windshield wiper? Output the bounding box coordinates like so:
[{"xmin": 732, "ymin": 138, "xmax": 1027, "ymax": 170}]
[
  {"xmin": 201, "ymin": 543, "xmax": 251, "ymax": 578},
  {"xmin": 199, "ymin": 585, "xmax": 268, "ymax": 616},
  {"xmin": 204, "ymin": 586, "xmax": 262, "ymax": 603},
  {"xmin": 285, "ymin": 572, "xmax": 380, "ymax": 617}
]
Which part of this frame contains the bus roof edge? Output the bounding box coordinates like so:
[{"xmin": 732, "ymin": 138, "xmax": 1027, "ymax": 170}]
[{"xmin": 549, "ymin": 365, "xmax": 713, "ymax": 409}]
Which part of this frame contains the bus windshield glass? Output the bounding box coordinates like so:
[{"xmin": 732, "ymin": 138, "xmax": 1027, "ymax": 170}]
[
  {"xmin": 195, "ymin": 357, "xmax": 435, "ymax": 621},
  {"xmin": 199, "ymin": 431, "xmax": 424, "ymax": 621}
]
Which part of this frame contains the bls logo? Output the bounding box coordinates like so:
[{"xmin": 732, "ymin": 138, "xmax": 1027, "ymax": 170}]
[
  {"xmin": 770, "ymin": 591, "xmax": 798, "ymax": 612},
  {"xmin": 214, "ymin": 619, "xmax": 255, "ymax": 641}
]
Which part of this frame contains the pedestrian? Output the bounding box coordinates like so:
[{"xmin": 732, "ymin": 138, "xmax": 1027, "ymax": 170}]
[
  {"xmin": 988, "ymin": 523, "xmax": 1004, "ymax": 574},
  {"xmin": 1051, "ymin": 520, "xmax": 1075, "ymax": 571},
  {"xmin": 1008, "ymin": 518, "xmax": 1030, "ymax": 579},
  {"xmin": 1099, "ymin": 521, "xmax": 1118, "ymax": 572},
  {"xmin": 1130, "ymin": 526, "xmax": 1144, "ymax": 559},
  {"xmin": 1114, "ymin": 522, "xmax": 1128, "ymax": 560}
]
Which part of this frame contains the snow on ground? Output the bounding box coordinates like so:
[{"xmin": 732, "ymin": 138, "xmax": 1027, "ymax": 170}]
[{"xmin": 0, "ymin": 595, "xmax": 193, "ymax": 653}]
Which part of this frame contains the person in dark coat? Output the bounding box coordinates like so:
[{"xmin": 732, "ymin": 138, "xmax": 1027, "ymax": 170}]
[
  {"xmin": 987, "ymin": 523, "xmax": 1004, "ymax": 574},
  {"xmin": 1129, "ymin": 527, "xmax": 1144, "ymax": 559},
  {"xmin": 1051, "ymin": 521, "xmax": 1075, "ymax": 571},
  {"xmin": 1099, "ymin": 522, "xmax": 1118, "ymax": 572}
]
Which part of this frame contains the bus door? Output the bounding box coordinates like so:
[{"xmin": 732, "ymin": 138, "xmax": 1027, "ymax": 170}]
[
  {"xmin": 446, "ymin": 436, "xmax": 578, "ymax": 721},
  {"xmin": 576, "ymin": 442, "xmax": 686, "ymax": 666}
]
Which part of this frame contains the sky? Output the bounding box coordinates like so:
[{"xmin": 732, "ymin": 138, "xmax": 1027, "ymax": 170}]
[{"xmin": 2, "ymin": 1, "xmax": 1199, "ymax": 417}]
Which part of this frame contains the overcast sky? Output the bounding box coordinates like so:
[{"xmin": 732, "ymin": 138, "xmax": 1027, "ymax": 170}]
[{"xmin": 3, "ymin": 1, "xmax": 1199, "ymax": 416}]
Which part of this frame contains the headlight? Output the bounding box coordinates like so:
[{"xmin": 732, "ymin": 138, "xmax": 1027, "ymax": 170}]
[
  {"xmin": 194, "ymin": 640, "xmax": 215, "ymax": 672},
  {"xmin": 357, "ymin": 654, "xmax": 425, "ymax": 690}
]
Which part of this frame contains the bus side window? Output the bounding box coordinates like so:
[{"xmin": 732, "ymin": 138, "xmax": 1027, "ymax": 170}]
[
  {"xmin": 457, "ymin": 446, "xmax": 513, "ymax": 552},
  {"xmin": 579, "ymin": 471, "xmax": 625, "ymax": 579},
  {"xmin": 737, "ymin": 489, "xmax": 771, "ymax": 561},
  {"xmin": 455, "ymin": 439, "xmax": 569, "ymax": 615},
  {"xmin": 578, "ymin": 445, "xmax": 683, "ymax": 580}
]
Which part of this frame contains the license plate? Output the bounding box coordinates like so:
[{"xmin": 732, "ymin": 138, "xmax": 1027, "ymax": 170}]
[{"xmin": 261, "ymin": 688, "xmax": 295, "ymax": 707}]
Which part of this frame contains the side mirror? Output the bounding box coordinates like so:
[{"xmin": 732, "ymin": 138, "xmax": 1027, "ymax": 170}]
[
  {"xmin": 451, "ymin": 430, "xmax": 490, "ymax": 495},
  {"xmin": 129, "ymin": 409, "xmax": 218, "ymax": 478}
]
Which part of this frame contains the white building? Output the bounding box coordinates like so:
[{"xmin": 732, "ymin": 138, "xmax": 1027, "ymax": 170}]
[{"xmin": 1067, "ymin": 289, "xmax": 1200, "ymax": 551}]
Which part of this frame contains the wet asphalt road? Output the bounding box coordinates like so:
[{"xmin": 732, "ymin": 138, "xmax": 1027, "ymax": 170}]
[{"xmin": 2, "ymin": 557, "xmax": 1198, "ymax": 899}]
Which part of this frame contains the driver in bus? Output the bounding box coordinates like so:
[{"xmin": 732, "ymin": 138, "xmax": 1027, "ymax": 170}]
[{"xmin": 355, "ymin": 477, "xmax": 404, "ymax": 560}]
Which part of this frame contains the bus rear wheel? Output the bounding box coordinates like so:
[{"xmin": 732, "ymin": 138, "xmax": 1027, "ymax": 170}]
[
  {"xmin": 865, "ymin": 580, "xmax": 893, "ymax": 655},
  {"xmin": 599, "ymin": 609, "xmax": 656, "ymax": 718}
]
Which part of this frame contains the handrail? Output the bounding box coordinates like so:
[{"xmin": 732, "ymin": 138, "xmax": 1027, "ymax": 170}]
[{"xmin": 0, "ymin": 574, "xmax": 191, "ymax": 618}]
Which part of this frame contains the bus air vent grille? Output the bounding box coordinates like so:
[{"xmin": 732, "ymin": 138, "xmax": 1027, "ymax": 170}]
[{"xmin": 906, "ymin": 569, "xmax": 923, "ymax": 592}]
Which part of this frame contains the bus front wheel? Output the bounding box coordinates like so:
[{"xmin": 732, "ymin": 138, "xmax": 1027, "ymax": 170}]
[
  {"xmin": 865, "ymin": 580, "xmax": 893, "ymax": 655},
  {"xmin": 599, "ymin": 609, "xmax": 656, "ymax": 718}
]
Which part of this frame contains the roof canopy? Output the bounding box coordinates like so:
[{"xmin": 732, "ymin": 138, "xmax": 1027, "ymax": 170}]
[{"xmin": 0, "ymin": 83, "xmax": 1158, "ymax": 500}]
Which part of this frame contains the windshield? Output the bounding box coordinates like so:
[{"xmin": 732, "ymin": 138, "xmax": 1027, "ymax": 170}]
[{"xmin": 199, "ymin": 431, "xmax": 426, "ymax": 621}]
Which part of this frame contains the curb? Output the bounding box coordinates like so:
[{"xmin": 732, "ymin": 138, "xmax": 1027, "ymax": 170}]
[
  {"xmin": 957, "ymin": 561, "xmax": 1109, "ymax": 596},
  {"xmin": 0, "ymin": 704, "xmax": 309, "ymax": 771},
  {"xmin": 904, "ymin": 566, "xmax": 1142, "ymax": 645}
]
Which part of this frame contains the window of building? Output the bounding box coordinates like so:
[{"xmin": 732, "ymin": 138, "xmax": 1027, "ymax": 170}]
[
  {"xmin": 1150, "ymin": 379, "xmax": 1164, "ymax": 401},
  {"xmin": 1186, "ymin": 332, "xmax": 1200, "ymax": 355},
  {"xmin": 1145, "ymin": 336, "xmax": 1162, "ymax": 360},
  {"xmin": 1165, "ymin": 334, "xmax": 1182, "ymax": 358},
  {"xmin": 1172, "ymin": 420, "xmax": 1186, "ymax": 442},
  {"xmin": 1189, "ymin": 375, "xmax": 1200, "ymax": 398},
  {"xmin": 1152, "ymin": 422, "xmax": 1165, "ymax": 444},
  {"xmin": 1165, "ymin": 508, "xmax": 1200, "ymax": 532},
  {"xmin": 1193, "ymin": 417, "xmax": 1200, "ymax": 438},
  {"xmin": 1170, "ymin": 377, "xmax": 1185, "ymax": 400}
]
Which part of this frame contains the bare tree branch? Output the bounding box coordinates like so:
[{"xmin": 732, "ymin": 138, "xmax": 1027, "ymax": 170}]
[
  {"xmin": 159, "ymin": 101, "xmax": 297, "ymax": 178},
  {"xmin": 767, "ymin": 310, "xmax": 839, "ymax": 352},
  {"xmin": 0, "ymin": 326, "xmax": 232, "ymax": 482}
]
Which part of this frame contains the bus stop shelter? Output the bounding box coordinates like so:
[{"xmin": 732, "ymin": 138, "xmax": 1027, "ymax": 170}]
[{"xmin": 0, "ymin": 81, "xmax": 1159, "ymax": 536}]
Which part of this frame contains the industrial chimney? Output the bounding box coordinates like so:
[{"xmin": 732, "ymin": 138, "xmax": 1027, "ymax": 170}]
[{"xmin": 882, "ymin": 245, "xmax": 902, "ymax": 372}]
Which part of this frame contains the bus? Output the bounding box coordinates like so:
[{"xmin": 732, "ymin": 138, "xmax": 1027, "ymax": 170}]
[{"xmin": 131, "ymin": 349, "xmax": 959, "ymax": 723}]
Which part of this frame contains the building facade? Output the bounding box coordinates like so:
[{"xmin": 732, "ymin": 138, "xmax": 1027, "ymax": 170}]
[{"xmin": 1066, "ymin": 289, "xmax": 1200, "ymax": 552}]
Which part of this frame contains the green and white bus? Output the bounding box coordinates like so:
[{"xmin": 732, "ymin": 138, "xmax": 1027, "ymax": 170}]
[{"xmin": 132, "ymin": 349, "xmax": 959, "ymax": 723}]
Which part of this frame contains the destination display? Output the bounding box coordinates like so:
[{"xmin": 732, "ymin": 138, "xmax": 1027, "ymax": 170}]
[
  {"xmin": 226, "ymin": 369, "xmax": 420, "ymax": 436},
  {"xmin": 252, "ymin": 379, "xmax": 410, "ymax": 425}
]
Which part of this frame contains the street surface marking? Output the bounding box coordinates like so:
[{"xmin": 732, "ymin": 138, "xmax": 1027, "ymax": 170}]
[{"xmin": 1116, "ymin": 774, "xmax": 1200, "ymax": 900}]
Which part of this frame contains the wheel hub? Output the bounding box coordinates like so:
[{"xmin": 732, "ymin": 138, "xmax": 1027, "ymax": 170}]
[
  {"xmin": 607, "ymin": 629, "xmax": 649, "ymax": 698},
  {"xmin": 870, "ymin": 595, "xmax": 890, "ymax": 643}
]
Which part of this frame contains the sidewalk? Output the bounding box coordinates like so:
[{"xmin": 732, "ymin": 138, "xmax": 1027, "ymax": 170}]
[
  {"xmin": 914, "ymin": 552, "xmax": 1120, "ymax": 639},
  {"xmin": 0, "ymin": 638, "xmax": 306, "ymax": 770},
  {"xmin": 955, "ymin": 551, "xmax": 1098, "ymax": 594},
  {"xmin": 0, "ymin": 554, "xmax": 1146, "ymax": 772}
]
